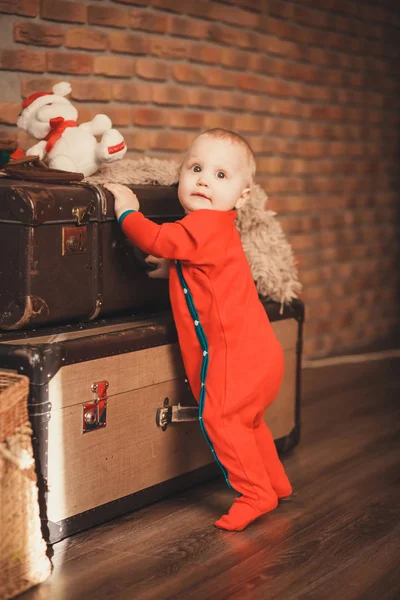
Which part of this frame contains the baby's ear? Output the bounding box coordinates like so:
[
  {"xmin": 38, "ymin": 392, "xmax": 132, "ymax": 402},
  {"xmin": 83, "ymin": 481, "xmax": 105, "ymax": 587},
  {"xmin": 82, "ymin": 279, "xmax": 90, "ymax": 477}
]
[{"xmin": 235, "ymin": 187, "xmax": 251, "ymax": 210}]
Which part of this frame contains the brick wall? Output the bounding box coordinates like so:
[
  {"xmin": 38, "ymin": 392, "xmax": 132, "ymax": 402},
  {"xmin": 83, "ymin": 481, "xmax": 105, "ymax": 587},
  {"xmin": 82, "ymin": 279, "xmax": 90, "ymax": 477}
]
[{"xmin": 1, "ymin": 0, "xmax": 399, "ymax": 358}]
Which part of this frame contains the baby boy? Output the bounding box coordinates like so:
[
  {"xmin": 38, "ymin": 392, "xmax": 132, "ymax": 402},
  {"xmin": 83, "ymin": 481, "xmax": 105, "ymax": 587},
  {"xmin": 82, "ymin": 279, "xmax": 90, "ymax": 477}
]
[{"xmin": 104, "ymin": 128, "xmax": 292, "ymax": 531}]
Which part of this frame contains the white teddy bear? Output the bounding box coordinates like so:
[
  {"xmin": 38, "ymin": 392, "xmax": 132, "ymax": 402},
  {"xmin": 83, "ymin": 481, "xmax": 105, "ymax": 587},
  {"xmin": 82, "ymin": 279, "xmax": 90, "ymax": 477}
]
[{"xmin": 17, "ymin": 82, "xmax": 127, "ymax": 177}]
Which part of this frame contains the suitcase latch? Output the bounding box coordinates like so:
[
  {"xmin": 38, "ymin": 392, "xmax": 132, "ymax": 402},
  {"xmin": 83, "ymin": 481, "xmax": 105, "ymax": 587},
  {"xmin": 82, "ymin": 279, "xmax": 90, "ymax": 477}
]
[
  {"xmin": 62, "ymin": 226, "xmax": 87, "ymax": 255},
  {"xmin": 72, "ymin": 203, "xmax": 95, "ymax": 225},
  {"xmin": 82, "ymin": 380, "xmax": 109, "ymax": 434},
  {"xmin": 156, "ymin": 397, "xmax": 199, "ymax": 432}
]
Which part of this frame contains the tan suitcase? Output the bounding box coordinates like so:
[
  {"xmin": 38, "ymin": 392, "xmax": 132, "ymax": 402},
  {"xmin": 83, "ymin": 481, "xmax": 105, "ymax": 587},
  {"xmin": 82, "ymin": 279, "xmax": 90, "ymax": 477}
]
[{"xmin": 0, "ymin": 299, "xmax": 304, "ymax": 544}]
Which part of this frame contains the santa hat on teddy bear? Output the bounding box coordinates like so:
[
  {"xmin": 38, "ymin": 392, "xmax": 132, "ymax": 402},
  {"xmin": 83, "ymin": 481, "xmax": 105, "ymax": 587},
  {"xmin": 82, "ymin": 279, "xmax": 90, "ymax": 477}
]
[{"xmin": 17, "ymin": 82, "xmax": 72, "ymax": 130}]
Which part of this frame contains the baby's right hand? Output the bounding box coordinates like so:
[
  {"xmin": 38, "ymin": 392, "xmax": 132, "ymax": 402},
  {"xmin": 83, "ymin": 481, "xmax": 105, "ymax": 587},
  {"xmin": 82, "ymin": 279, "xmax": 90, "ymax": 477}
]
[
  {"xmin": 145, "ymin": 255, "xmax": 171, "ymax": 279},
  {"xmin": 103, "ymin": 183, "xmax": 140, "ymax": 220}
]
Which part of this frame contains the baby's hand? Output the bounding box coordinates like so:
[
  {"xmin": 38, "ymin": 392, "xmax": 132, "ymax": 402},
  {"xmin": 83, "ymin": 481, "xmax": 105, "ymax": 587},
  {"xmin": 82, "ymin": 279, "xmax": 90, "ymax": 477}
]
[
  {"xmin": 103, "ymin": 183, "xmax": 140, "ymax": 220},
  {"xmin": 145, "ymin": 255, "xmax": 171, "ymax": 279}
]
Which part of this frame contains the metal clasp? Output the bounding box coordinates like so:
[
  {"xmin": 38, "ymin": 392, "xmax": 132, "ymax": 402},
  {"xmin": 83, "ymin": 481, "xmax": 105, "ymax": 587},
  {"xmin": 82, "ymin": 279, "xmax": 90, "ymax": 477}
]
[
  {"xmin": 156, "ymin": 397, "xmax": 198, "ymax": 432},
  {"xmin": 72, "ymin": 203, "xmax": 95, "ymax": 225},
  {"xmin": 82, "ymin": 380, "xmax": 109, "ymax": 434}
]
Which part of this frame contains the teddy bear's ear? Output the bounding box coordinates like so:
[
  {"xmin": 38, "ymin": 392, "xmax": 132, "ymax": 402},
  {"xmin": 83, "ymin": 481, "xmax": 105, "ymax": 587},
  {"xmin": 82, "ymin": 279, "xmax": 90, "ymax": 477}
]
[{"xmin": 52, "ymin": 82, "xmax": 71, "ymax": 97}]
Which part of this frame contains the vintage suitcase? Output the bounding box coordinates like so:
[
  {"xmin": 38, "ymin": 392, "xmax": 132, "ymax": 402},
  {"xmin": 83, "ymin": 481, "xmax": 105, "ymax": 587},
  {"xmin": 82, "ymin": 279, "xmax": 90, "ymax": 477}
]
[
  {"xmin": 0, "ymin": 179, "xmax": 182, "ymax": 330},
  {"xmin": 0, "ymin": 299, "xmax": 304, "ymax": 544}
]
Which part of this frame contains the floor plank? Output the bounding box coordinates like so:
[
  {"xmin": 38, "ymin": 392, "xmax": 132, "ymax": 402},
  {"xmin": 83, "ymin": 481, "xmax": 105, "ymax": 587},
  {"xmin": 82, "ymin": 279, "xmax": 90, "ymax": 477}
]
[{"xmin": 19, "ymin": 358, "xmax": 400, "ymax": 600}]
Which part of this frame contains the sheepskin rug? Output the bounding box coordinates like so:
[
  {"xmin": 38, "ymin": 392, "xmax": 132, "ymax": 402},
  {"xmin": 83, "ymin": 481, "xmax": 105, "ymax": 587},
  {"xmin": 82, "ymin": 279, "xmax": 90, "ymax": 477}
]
[{"xmin": 87, "ymin": 158, "xmax": 302, "ymax": 305}]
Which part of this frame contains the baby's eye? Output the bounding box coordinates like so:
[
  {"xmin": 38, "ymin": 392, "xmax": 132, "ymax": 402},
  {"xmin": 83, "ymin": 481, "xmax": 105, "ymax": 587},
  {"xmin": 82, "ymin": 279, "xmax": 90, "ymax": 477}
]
[
  {"xmin": 217, "ymin": 171, "xmax": 225, "ymax": 179},
  {"xmin": 192, "ymin": 165, "xmax": 201, "ymax": 172}
]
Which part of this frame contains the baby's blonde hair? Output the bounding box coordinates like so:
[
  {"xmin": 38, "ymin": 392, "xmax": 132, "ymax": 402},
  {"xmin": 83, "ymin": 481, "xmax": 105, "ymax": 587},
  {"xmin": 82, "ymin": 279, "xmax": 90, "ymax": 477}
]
[{"xmin": 199, "ymin": 128, "xmax": 256, "ymax": 184}]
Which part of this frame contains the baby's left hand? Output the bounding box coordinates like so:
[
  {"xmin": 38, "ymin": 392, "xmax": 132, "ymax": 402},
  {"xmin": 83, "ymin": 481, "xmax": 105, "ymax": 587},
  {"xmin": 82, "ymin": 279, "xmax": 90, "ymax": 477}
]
[{"xmin": 104, "ymin": 183, "xmax": 140, "ymax": 220}]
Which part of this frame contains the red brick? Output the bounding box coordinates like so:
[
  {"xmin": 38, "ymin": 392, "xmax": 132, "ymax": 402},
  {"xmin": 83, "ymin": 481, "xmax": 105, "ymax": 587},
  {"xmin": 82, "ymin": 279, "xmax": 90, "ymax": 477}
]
[
  {"xmin": 173, "ymin": 64, "xmax": 206, "ymax": 85},
  {"xmin": 207, "ymin": 2, "xmax": 259, "ymax": 28},
  {"xmin": 234, "ymin": 114, "xmax": 264, "ymax": 133},
  {"xmin": 267, "ymin": 196, "xmax": 310, "ymax": 213},
  {"xmin": 204, "ymin": 113, "xmax": 235, "ymax": 130},
  {"xmin": 150, "ymin": 130, "xmax": 191, "ymax": 152},
  {"xmin": 184, "ymin": 87, "xmax": 216, "ymax": 108},
  {"xmin": 204, "ymin": 67, "xmax": 236, "ymax": 89},
  {"xmin": 94, "ymin": 56, "xmax": 135, "ymax": 78},
  {"xmin": 264, "ymin": 117, "xmax": 302, "ymax": 137},
  {"xmin": 190, "ymin": 43, "xmax": 222, "ymax": 65},
  {"xmin": 266, "ymin": 36, "xmax": 304, "ymax": 60},
  {"xmin": 114, "ymin": 0, "xmax": 148, "ymax": 5},
  {"xmin": 47, "ymin": 52, "xmax": 93, "ymax": 75},
  {"xmin": 88, "ymin": 4, "xmax": 127, "ymax": 28},
  {"xmin": 306, "ymin": 47, "xmax": 335, "ymax": 68},
  {"xmin": 121, "ymin": 131, "xmax": 149, "ymax": 151},
  {"xmin": 294, "ymin": 5, "xmax": 330, "ymax": 28},
  {"xmin": 150, "ymin": 36, "xmax": 192, "ymax": 59},
  {"xmin": 290, "ymin": 234, "xmax": 316, "ymax": 251},
  {"xmin": 21, "ymin": 76, "xmax": 59, "ymax": 97},
  {"xmin": 109, "ymin": 31, "xmax": 150, "ymax": 55},
  {"xmin": 0, "ymin": 103, "xmax": 20, "ymax": 125},
  {"xmin": 168, "ymin": 15, "xmax": 209, "ymax": 39},
  {"xmin": 218, "ymin": 90, "xmax": 247, "ymax": 111},
  {"xmin": 151, "ymin": 84, "xmax": 190, "ymax": 106},
  {"xmin": 70, "ymin": 79, "xmax": 114, "ymax": 101},
  {"xmin": 299, "ymin": 83, "xmax": 331, "ymax": 103},
  {"xmin": 208, "ymin": 23, "xmax": 255, "ymax": 50},
  {"xmin": 0, "ymin": 49, "xmax": 46, "ymax": 72},
  {"xmin": 103, "ymin": 106, "xmax": 132, "ymax": 127},
  {"xmin": 257, "ymin": 157, "xmax": 288, "ymax": 175},
  {"xmin": 131, "ymin": 7, "xmax": 169, "ymax": 32},
  {"xmin": 225, "ymin": 0, "xmax": 265, "ymax": 11},
  {"xmin": 268, "ymin": 0, "xmax": 295, "ymax": 19},
  {"xmin": 112, "ymin": 82, "xmax": 152, "ymax": 103},
  {"xmin": 66, "ymin": 28, "xmax": 108, "ymax": 51},
  {"xmin": 136, "ymin": 58, "xmax": 170, "ymax": 81},
  {"xmin": 219, "ymin": 47, "xmax": 250, "ymax": 70},
  {"xmin": 310, "ymin": 105, "xmax": 345, "ymax": 121},
  {"xmin": 0, "ymin": 0, "xmax": 38, "ymax": 16},
  {"xmin": 145, "ymin": 0, "xmax": 184, "ymax": 13},
  {"xmin": 132, "ymin": 107, "xmax": 167, "ymax": 127},
  {"xmin": 236, "ymin": 72, "xmax": 269, "ymax": 94},
  {"xmin": 14, "ymin": 21, "xmax": 63, "ymax": 46},
  {"xmin": 265, "ymin": 17, "xmax": 299, "ymax": 41},
  {"xmin": 40, "ymin": 0, "xmax": 86, "ymax": 23},
  {"xmin": 77, "ymin": 105, "xmax": 132, "ymax": 127},
  {"xmin": 267, "ymin": 177, "xmax": 304, "ymax": 194},
  {"xmin": 168, "ymin": 110, "xmax": 206, "ymax": 130},
  {"xmin": 266, "ymin": 77, "xmax": 304, "ymax": 98}
]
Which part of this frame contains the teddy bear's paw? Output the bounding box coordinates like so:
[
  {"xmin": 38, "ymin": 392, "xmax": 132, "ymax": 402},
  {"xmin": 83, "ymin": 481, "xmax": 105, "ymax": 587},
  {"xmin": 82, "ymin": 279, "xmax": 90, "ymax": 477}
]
[
  {"xmin": 89, "ymin": 114, "xmax": 112, "ymax": 136},
  {"xmin": 96, "ymin": 129, "xmax": 127, "ymax": 163}
]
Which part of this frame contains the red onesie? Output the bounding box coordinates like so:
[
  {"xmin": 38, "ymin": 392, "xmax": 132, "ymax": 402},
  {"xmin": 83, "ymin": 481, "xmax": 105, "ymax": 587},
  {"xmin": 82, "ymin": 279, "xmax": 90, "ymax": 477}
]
[{"xmin": 121, "ymin": 208, "xmax": 291, "ymax": 524}]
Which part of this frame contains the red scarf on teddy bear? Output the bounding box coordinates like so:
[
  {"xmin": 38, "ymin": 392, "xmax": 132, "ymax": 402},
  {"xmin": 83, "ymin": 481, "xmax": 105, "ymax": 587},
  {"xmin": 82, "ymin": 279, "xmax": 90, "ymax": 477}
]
[{"xmin": 45, "ymin": 117, "xmax": 77, "ymax": 153}]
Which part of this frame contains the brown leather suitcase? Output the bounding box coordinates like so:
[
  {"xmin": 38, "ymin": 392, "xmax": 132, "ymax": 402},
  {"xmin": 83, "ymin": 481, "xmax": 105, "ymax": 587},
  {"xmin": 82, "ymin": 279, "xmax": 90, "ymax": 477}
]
[
  {"xmin": 0, "ymin": 299, "xmax": 304, "ymax": 544},
  {"xmin": 0, "ymin": 179, "xmax": 182, "ymax": 330}
]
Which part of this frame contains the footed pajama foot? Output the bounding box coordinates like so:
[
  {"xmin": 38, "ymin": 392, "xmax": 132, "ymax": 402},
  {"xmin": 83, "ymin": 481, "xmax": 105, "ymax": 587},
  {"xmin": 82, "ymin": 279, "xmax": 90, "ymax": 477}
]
[
  {"xmin": 275, "ymin": 482, "xmax": 293, "ymax": 500},
  {"xmin": 215, "ymin": 496, "xmax": 278, "ymax": 532}
]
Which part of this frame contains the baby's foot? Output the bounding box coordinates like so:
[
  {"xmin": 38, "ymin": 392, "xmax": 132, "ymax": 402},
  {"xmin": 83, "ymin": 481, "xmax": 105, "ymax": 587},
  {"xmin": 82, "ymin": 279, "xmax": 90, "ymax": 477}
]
[
  {"xmin": 275, "ymin": 482, "xmax": 293, "ymax": 500},
  {"xmin": 270, "ymin": 473, "xmax": 293, "ymax": 500},
  {"xmin": 215, "ymin": 496, "xmax": 278, "ymax": 532}
]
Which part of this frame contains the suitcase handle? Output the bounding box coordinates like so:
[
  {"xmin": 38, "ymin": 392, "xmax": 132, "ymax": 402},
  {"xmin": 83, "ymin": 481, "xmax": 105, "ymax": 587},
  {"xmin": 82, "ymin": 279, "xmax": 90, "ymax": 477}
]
[
  {"xmin": 133, "ymin": 247, "xmax": 158, "ymax": 271},
  {"xmin": 114, "ymin": 237, "xmax": 158, "ymax": 271}
]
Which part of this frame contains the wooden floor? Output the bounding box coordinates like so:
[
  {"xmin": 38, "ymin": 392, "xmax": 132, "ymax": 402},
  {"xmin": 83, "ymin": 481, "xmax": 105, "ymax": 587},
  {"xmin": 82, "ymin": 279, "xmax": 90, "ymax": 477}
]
[{"xmin": 21, "ymin": 358, "xmax": 400, "ymax": 600}]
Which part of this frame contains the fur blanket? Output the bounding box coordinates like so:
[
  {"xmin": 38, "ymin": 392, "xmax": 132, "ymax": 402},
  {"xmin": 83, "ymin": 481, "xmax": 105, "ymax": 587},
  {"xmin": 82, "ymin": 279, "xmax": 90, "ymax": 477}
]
[{"xmin": 87, "ymin": 158, "xmax": 302, "ymax": 305}]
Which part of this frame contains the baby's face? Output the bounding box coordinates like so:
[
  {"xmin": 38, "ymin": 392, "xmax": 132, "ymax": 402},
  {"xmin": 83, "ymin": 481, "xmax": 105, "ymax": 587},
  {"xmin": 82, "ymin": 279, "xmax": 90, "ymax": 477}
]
[{"xmin": 178, "ymin": 135, "xmax": 251, "ymax": 215}]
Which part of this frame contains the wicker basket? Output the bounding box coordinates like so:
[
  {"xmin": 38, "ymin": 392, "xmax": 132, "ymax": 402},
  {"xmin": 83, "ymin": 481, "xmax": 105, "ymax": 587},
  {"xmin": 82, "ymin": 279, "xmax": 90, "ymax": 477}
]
[{"xmin": 0, "ymin": 371, "xmax": 52, "ymax": 600}]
